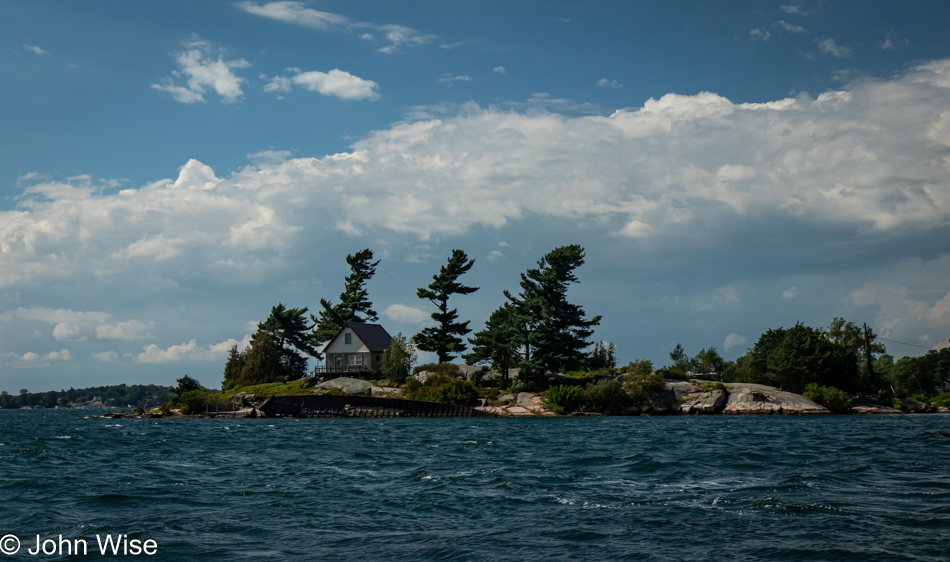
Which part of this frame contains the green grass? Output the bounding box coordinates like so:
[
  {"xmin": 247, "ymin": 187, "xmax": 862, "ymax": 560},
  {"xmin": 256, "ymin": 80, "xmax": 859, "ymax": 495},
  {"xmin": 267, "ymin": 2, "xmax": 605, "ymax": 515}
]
[
  {"xmin": 220, "ymin": 380, "xmax": 313, "ymax": 399},
  {"xmin": 700, "ymin": 382, "xmax": 727, "ymax": 392}
]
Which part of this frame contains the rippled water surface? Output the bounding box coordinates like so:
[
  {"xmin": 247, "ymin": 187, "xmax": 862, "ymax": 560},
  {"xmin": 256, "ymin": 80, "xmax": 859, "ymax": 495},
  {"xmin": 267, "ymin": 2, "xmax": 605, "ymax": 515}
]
[{"xmin": 1, "ymin": 411, "xmax": 949, "ymax": 560}]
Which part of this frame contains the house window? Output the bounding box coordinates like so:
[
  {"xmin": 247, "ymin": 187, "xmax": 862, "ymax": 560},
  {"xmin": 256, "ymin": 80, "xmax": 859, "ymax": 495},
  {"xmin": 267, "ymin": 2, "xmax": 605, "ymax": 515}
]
[
  {"xmin": 348, "ymin": 354, "xmax": 363, "ymax": 366},
  {"xmin": 344, "ymin": 333, "xmax": 352, "ymax": 345}
]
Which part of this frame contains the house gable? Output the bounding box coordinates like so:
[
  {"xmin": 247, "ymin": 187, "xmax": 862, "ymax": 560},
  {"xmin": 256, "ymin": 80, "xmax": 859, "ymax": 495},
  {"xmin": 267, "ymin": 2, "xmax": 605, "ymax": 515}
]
[{"xmin": 323, "ymin": 323, "xmax": 392, "ymax": 355}]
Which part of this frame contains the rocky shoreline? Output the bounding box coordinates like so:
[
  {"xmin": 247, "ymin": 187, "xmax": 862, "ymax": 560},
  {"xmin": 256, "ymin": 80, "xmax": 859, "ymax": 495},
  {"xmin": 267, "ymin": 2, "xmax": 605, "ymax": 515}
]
[
  {"xmin": 477, "ymin": 380, "xmax": 946, "ymax": 417},
  {"xmin": 97, "ymin": 377, "xmax": 949, "ymax": 419}
]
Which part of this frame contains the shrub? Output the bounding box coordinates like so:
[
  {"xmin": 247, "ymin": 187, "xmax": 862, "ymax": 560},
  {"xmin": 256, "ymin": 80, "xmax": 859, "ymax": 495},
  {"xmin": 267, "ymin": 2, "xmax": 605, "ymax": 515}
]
[
  {"xmin": 701, "ymin": 382, "xmax": 728, "ymax": 392},
  {"xmin": 543, "ymin": 385, "xmax": 584, "ymax": 414},
  {"xmin": 405, "ymin": 373, "xmax": 478, "ymax": 406},
  {"xmin": 508, "ymin": 378, "xmax": 536, "ymax": 393},
  {"xmin": 909, "ymin": 393, "xmax": 931, "ymax": 404},
  {"xmin": 623, "ymin": 372, "xmax": 666, "ymax": 407},
  {"xmin": 177, "ymin": 390, "xmax": 212, "ymax": 415},
  {"xmin": 412, "ymin": 363, "xmax": 462, "ymax": 377},
  {"xmin": 583, "ymin": 379, "xmax": 631, "ymax": 415},
  {"xmin": 655, "ymin": 367, "xmax": 689, "ymax": 381},
  {"xmin": 932, "ymin": 393, "xmax": 950, "ymax": 408},
  {"xmin": 803, "ymin": 384, "xmax": 852, "ymax": 414}
]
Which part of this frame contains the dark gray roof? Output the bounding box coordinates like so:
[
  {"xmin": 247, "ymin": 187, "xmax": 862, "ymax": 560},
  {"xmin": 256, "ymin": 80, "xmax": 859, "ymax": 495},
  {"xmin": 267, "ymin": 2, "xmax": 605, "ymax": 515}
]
[{"xmin": 344, "ymin": 322, "xmax": 392, "ymax": 352}]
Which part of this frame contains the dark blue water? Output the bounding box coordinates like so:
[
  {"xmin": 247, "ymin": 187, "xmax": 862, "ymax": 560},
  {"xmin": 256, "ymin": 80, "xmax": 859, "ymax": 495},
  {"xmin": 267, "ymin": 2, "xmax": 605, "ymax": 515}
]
[{"xmin": 1, "ymin": 411, "xmax": 949, "ymax": 560}]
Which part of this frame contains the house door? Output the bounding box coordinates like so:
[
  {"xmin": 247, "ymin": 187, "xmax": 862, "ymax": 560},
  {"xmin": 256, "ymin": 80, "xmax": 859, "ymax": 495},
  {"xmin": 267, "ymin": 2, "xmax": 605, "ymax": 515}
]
[{"xmin": 334, "ymin": 355, "xmax": 342, "ymax": 371}]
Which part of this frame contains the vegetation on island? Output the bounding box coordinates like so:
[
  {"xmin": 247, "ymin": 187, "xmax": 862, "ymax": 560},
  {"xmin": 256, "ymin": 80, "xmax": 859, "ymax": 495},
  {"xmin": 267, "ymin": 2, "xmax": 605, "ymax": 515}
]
[
  {"xmin": 414, "ymin": 249, "xmax": 479, "ymax": 363},
  {"xmin": 15, "ymin": 244, "xmax": 947, "ymax": 418},
  {"xmin": 0, "ymin": 384, "xmax": 174, "ymax": 410}
]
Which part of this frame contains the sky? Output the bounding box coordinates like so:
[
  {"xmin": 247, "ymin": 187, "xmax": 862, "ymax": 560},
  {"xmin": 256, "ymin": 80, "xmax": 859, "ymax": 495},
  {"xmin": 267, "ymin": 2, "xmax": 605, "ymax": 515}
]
[{"xmin": 2, "ymin": 1, "xmax": 950, "ymax": 392}]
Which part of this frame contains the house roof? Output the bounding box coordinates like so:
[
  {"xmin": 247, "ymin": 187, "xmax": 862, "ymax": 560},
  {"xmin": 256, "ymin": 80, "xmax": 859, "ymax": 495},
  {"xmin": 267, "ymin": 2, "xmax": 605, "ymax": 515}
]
[{"xmin": 333, "ymin": 322, "xmax": 392, "ymax": 352}]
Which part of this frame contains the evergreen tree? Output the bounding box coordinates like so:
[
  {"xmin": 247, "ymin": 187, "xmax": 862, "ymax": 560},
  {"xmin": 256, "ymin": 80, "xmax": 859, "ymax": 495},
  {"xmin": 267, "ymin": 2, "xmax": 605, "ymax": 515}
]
[
  {"xmin": 236, "ymin": 330, "xmax": 287, "ymax": 386},
  {"xmin": 260, "ymin": 303, "xmax": 319, "ymax": 360},
  {"xmin": 748, "ymin": 322, "xmax": 858, "ymax": 394},
  {"xmin": 464, "ymin": 303, "xmax": 521, "ymax": 382},
  {"xmin": 414, "ymin": 249, "xmax": 479, "ymax": 363},
  {"xmin": 591, "ymin": 341, "xmax": 617, "ymax": 369},
  {"xmin": 312, "ymin": 249, "xmax": 380, "ymax": 343},
  {"xmin": 504, "ymin": 245, "xmax": 601, "ymax": 380},
  {"xmin": 174, "ymin": 374, "xmax": 202, "ymax": 397}
]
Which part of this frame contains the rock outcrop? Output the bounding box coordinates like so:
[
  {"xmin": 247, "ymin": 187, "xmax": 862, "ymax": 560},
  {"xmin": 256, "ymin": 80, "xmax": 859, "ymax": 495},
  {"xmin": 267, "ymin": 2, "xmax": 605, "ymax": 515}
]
[
  {"xmin": 677, "ymin": 389, "xmax": 728, "ymax": 415},
  {"xmin": 312, "ymin": 377, "xmax": 373, "ymax": 395},
  {"xmin": 851, "ymin": 403, "xmax": 902, "ymax": 414},
  {"xmin": 722, "ymin": 384, "xmax": 829, "ymax": 415}
]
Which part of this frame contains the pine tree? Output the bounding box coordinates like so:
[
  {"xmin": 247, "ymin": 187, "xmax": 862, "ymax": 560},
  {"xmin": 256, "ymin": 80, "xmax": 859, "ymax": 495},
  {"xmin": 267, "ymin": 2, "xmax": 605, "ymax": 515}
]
[
  {"xmin": 222, "ymin": 344, "xmax": 246, "ymax": 388},
  {"xmin": 505, "ymin": 245, "xmax": 601, "ymax": 380},
  {"xmin": 312, "ymin": 249, "xmax": 380, "ymax": 343},
  {"xmin": 464, "ymin": 303, "xmax": 520, "ymax": 382},
  {"xmin": 260, "ymin": 303, "xmax": 319, "ymax": 358},
  {"xmin": 414, "ymin": 249, "xmax": 479, "ymax": 363}
]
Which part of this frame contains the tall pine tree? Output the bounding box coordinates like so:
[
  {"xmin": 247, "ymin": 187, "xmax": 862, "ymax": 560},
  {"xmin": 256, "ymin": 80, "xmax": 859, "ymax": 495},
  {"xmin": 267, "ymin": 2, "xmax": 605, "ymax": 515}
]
[
  {"xmin": 464, "ymin": 303, "xmax": 520, "ymax": 382},
  {"xmin": 414, "ymin": 249, "xmax": 479, "ymax": 363},
  {"xmin": 312, "ymin": 249, "xmax": 380, "ymax": 343},
  {"xmin": 505, "ymin": 244, "xmax": 601, "ymax": 379}
]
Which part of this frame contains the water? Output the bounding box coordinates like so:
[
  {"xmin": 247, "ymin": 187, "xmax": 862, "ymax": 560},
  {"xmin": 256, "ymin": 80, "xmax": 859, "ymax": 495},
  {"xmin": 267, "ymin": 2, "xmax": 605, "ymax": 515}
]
[{"xmin": 1, "ymin": 411, "xmax": 949, "ymax": 560}]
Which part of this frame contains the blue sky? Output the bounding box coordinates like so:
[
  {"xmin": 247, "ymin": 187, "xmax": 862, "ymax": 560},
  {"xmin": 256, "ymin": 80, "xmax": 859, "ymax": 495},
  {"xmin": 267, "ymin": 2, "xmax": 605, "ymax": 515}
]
[{"xmin": 2, "ymin": 1, "xmax": 950, "ymax": 392}]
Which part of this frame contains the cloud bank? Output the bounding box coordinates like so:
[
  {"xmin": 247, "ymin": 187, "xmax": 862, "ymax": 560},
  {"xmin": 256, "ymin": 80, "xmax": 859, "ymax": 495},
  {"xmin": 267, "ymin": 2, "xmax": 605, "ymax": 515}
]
[{"xmin": 4, "ymin": 59, "xmax": 950, "ymax": 364}]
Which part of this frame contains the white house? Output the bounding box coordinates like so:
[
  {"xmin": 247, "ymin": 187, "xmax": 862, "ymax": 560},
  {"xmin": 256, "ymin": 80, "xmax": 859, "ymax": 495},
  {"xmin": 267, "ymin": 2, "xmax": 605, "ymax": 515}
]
[{"xmin": 322, "ymin": 322, "xmax": 392, "ymax": 377}]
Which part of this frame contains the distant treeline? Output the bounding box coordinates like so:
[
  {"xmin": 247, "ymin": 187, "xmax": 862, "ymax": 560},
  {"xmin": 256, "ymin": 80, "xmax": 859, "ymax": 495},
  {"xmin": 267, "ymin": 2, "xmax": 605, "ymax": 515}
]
[{"xmin": 0, "ymin": 384, "xmax": 175, "ymax": 409}]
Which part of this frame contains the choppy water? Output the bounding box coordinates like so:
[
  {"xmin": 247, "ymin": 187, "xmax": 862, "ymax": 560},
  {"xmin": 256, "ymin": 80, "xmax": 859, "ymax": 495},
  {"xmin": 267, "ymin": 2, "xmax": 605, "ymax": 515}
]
[{"xmin": 1, "ymin": 411, "xmax": 949, "ymax": 560}]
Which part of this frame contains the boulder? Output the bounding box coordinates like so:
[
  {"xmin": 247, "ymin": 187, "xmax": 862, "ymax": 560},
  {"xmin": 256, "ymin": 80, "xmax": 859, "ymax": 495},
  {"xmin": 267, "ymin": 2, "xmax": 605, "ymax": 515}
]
[
  {"xmin": 517, "ymin": 392, "xmax": 542, "ymax": 410},
  {"xmin": 411, "ymin": 371, "xmax": 432, "ymax": 384},
  {"xmin": 678, "ymin": 389, "xmax": 727, "ymax": 415},
  {"xmin": 313, "ymin": 377, "xmax": 373, "ymax": 395},
  {"xmin": 504, "ymin": 406, "xmax": 535, "ymax": 417},
  {"xmin": 645, "ymin": 383, "xmax": 691, "ymax": 415},
  {"xmin": 722, "ymin": 385, "xmax": 829, "ymax": 415},
  {"xmin": 370, "ymin": 386, "xmax": 402, "ymax": 397},
  {"xmin": 899, "ymin": 399, "xmax": 935, "ymax": 413},
  {"xmin": 851, "ymin": 403, "xmax": 902, "ymax": 414}
]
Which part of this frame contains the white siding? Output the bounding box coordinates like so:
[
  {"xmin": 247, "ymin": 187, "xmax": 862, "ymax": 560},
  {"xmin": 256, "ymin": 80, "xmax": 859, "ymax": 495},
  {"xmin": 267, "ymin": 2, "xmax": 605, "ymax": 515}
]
[{"xmin": 324, "ymin": 328, "xmax": 370, "ymax": 354}]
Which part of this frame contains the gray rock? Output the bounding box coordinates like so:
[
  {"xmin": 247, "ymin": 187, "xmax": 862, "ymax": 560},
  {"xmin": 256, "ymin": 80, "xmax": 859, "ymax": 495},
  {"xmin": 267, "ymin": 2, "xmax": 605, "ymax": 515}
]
[
  {"xmin": 851, "ymin": 403, "xmax": 902, "ymax": 414},
  {"xmin": 899, "ymin": 399, "xmax": 934, "ymax": 413},
  {"xmin": 678, "ymin": 389, "xmax": 727, "ymax": 415},
  {"xmin": 517, "ymin": 392, "xmax": 539, "ymax": 409},
  {"xmin": 722, "ymin": 385, "xmax": 829, "ymax": 415},
  {"xmin": 411, "ymin": 371, "xmax": 432, "ymax": 384},
  {"xmin": 370, "ymin": 386, "xmax": 402, "ymax": 397},
  {"xmin": 313, "ymin": 377, "xmax": 373, "ymax": 395}
]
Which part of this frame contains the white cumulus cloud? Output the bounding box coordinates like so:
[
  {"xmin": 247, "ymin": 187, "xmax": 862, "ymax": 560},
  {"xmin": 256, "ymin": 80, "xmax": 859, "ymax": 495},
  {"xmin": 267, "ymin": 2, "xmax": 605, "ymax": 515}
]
[
  {"xmin": 723, "ymin": 333, "xmax": 749, "ymax": 351},
  {"xmin": 151, "ymin": 40, "xmax": 250, "ymax": 104},
  {"xmin": 385, "ymin": 304, "xmax": 430, "ymax": 324},
  {"xmin": 137, "ymin": 337, "xmax": 242, "ymax": 363},
  {"xmin": 286, "ymin": 69, "xmax": 380, "ymax": 100}
]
